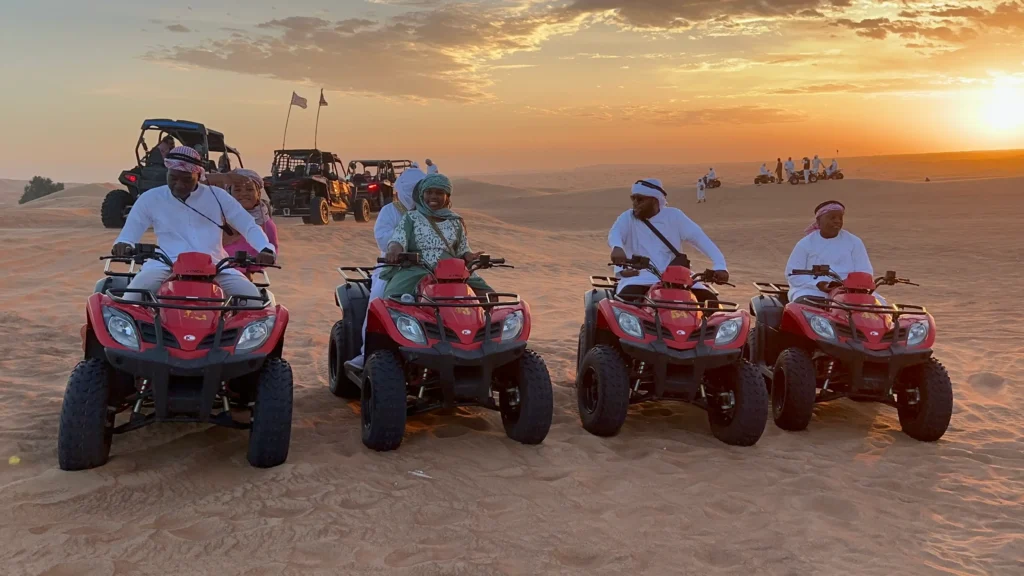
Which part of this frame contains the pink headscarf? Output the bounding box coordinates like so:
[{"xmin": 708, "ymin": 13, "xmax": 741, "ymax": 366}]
[
  {"xmin": 804, "ymin": 201, "xmax": 845, "ymax": 235},
  {"xmin": 164, "ymin": 146, "xmax": 205, "ymax": 176},
  {"xmin": 230, "ymin": 168, "xmax": 271, "ymax": 225}
]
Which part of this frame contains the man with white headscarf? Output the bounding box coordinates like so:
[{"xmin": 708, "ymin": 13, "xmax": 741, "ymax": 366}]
[
  {"xmin": 608, "ymin": 178, "xmax": 728, "ymax": 303},
  {"xmin": 349, "ymin": 163, "xmax": 428, "ymax": 369},
  {"xmin": 785, "ymin": 200, "xmax": 876, "ymax": 303},
  {"xmin": 696, "ymin": 178, "xmax": 706, "ymax": 203}
]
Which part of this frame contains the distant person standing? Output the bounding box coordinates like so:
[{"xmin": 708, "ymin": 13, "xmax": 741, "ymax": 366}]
[
  {"xmin": 696, "ymin": 178, "xmax": 706, "ymax": 203},
  {"xmin": 812, "ymin": 154, "xmax": 823, "ymax": 176},
  {"xmin": 425, "ymin": 158, "xmax": 439, "ymax": 174},
  {"xmin": 147, "ymin": 135, "xmax": 175, "ymax": 167},
  {"xmin": 784, "ymin": 157, "xmax": 795, "ymax": 179},
  {"xmin": 775, "ymin": 158, "xmax": 784, "ymax": 184},
  {"xmin": 802, "ymin": 157, "xmax": 812, "ymax": 183}
]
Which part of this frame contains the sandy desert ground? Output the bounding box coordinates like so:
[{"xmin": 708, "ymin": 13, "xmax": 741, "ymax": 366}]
[{"xmin": 0, "ymin": 151, "xmax": 1022, "ymax": 575}]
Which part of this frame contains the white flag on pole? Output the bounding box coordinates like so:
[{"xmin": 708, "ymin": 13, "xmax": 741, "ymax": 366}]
[{"xmin": 290, "ymin": 92, "xmax": 308, "ymax": 109}]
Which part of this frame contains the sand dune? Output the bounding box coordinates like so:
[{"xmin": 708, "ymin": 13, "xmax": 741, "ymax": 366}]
[{"xmin": 0, "ymin": 153, "xmax": 1022, "ymax": 575}]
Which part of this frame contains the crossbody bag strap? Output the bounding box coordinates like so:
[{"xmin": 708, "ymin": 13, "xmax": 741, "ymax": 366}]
[
  {"xmin": 640, "ymin": 217, "xmax": 690, "ymax": 267},
  {"xmin": 425, "ymin": 217, "xmax": 460, "ymax": 257}
]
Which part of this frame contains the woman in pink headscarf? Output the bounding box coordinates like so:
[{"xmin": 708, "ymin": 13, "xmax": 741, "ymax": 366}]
[{"xmin": 208, "ymin": 169, "xmax": 279, "ymax": 272}]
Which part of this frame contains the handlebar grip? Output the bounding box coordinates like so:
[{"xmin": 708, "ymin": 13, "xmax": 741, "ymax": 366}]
[
  {"xmin": 491, "ymin": 258, "xmax": 505, "ymax": 265},
  {"xmin": 377, "ymin": 257, "xmax": 388, "ymax": 264}
]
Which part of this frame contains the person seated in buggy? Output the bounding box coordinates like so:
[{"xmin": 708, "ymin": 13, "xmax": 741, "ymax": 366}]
[
  {"xmin": 111, "ymin": 146, "xmax": 275, "ymax": 301},
  {"xmin": 608, "ymin": 178, "xmax": 729, "ymax": 303},
  {"xmin": 784, "ymin": 200, "xmax": 882, "ymax": 304},
  {"xmin": 381, "ymin": 174, "xmax": 491, "ymax": 298}
]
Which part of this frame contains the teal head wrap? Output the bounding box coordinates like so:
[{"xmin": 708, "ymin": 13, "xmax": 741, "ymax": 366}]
[{"xmin": 413, "ymin": 174, "xmax": 461, "ymax": 221}]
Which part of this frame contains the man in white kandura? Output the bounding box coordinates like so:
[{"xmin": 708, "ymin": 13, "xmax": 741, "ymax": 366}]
[
  {"xmin": 785, "ymin": 200, "xmax": 880, "ymax": 303},
  {"xmin": 696, "ymin": 178, "xmax": 706, "ymax": 203},
  {"xmin": 348, "ymin": 162, "xmax": 427, "ymax": 369},
  {"xmin": 826, "ymin": 158, "xmax": 839, "ymax": 177},
  {"xmin": 112, "ymin": 146, "xmax": 275, "ymax": 302},
  {"xmin": 784, "ymin": 157, "xmax": 796, "ymax": 179},
  {"xmin": 609, "ymin": 178, "xmax": 728, "ymax": 303},
  {"xmin": 425, "ymin": 158, "xmax": 439, "ymax": 174}
]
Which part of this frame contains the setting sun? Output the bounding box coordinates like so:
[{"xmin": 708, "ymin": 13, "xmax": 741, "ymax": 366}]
[{"xmin": 983, "ymin": 80, "xmax": 1024, "ymax": 134}]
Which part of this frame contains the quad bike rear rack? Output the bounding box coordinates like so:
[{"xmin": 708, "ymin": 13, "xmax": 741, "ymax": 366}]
[{"xmin": 338, "ymin": 266, "xmax": 375, "ymax": 284}]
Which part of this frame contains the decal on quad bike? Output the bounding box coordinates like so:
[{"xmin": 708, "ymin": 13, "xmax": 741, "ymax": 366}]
[
  {"xmin": 183, "ymin": 310, "xmax": 209, "ymax": 321},
  {"xmin": 455, "ymin": 307, "xmax": 473, "ymax": 316},
  {"xmin": 670, "ymin": 310, "xmax": 693, "ymax": 320}
]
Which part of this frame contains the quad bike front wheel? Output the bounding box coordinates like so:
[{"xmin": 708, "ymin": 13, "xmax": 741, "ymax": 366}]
[
  {"xmin": 58, "ymin": 358, "xmax": 114, "ymax": 471},
  {"xmin": 895, "ymin": 359, "xmax": 953, "ymax": 442},
  {"xmin": 809, "ymin": 173, "xmax": 819, "ymax": 184},
  {"xmin": 328, "ymin": 320, "xmax": 361, "ymax": 399},
  {"xmin": 577, "ymin": 345, "xmax": 630, "ymax": 437},
  {"xmin": 361, "ymin": 350, "xmax": 407, "ymax": 451},
  {"xmin": 498, "ymin": 350, "xmax": 554, "ymax": 445},
  {"xmin": 247, "ymin": 358, "xmax": 294, "ymax": 468},
  {"xmin": 771, "ymin": 348, "xmax": 817, "ymax": 431},
  {"xmin": 705, "ymin": 361, "xmax": 769, "ymax": 446},
  {"xmin": 101, "ymin": 190, "xmax": 133, "ymax": 229}
]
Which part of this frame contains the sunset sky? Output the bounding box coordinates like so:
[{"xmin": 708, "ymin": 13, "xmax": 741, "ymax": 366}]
[{"xmin": 2, "ymin": 0, "xmax": 1023, "ymax": 181}]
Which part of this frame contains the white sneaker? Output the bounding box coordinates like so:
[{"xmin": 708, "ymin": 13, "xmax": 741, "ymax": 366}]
[{"xmin": 346, "ymin": 355, "xmax": 365, "ymax": 371}]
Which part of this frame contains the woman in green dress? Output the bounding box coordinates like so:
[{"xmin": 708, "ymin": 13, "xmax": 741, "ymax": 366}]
[{"xmin": 382, "ymin": 174, "xmax": 493, "ymax": 297}]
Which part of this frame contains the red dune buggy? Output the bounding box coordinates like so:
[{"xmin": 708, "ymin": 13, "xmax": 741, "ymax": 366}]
[
  {"xmin": 330, "ymin": 254, "xmax": 553, "ymax": 451},
  {"xmin": 58, "ymin": 244, "xmax": 293, "ymax": 470},
  {"xmin": 575, "ymin": 256, "xmax": 767, "ymax": 446},
  {"xmin": 748, "ymin": 265, "xmax": 952, "ymax": 440}
]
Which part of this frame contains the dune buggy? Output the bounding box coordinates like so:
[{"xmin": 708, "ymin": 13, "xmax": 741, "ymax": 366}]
[
  {"xmin": 347, "ymin": 160, "xmax": 413, "ymax": 213},
  {"xmin": 748, "ymin": 265, "xmax": 952, "ymax": 441},
  {"xmin": 58, "ymin": 244, "xmax": 292, "ymax": 470},
  {"xmin": 102, "ymin": 119, "xmax": 243, "ymax": 229},
  {"xmin": 267, "ymin": 149, "xmax": 360, "ymax": 224},
  {"xmin": 575, "ymin": 256, "xmax": 767, "ymax": 446},
  {"xmin": 329, "ymin": 253, "xmax": 553, "ymax": 451}
]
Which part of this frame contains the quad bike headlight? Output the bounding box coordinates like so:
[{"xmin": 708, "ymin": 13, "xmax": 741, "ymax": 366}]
[
  {"xmin": 501, "ymin": 311, "xmax": 524, "ymax": 342},
  {"xmin": 802, "ymin": 311, "xmax": 836, "ymax": 341},
  {"xmin": 614, "ymin": 309, "xmax": 645, "ymax": 340},
  {"xmin": 714, "ymin": 318, "xmax": 743, "ymax": 346},
  {"xmin": 388, "ymin": 310, "xmax": 427, "ymax": 345},
  {"xmin": 236, "ymin": 317, "xmax": 276, "ymax": 352},
  {"xmin": 907, "ymin": 321, "xmax": 929, "ymax": 347},
  {"xmin": 102, "ymin": 307, "xmax": 140, "ymax": 350}
]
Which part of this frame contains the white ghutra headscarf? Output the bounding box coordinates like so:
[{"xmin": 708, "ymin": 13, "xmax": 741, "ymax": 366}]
[{"xmin": 631, "ymin": 178, "xmax": 668, "ymax": 209}]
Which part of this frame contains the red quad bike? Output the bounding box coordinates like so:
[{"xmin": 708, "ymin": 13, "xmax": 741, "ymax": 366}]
[
  {"xmin": 748, "ymin": 265, "xmax": 952, "ymax": 441},
  {"xmin": 58, "ymin": 244, "xmax": 293, "ymax": 471},
  {"xmin": 575, "ymin": 256, "xmax": 768, "ymax": 446},
  {"xmin": 328, "ymin": 253, "xmax": 553, "ymax": 451}
]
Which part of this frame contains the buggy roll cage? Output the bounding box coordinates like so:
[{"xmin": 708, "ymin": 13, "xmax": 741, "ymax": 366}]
[{"xmin": 134, "ymin": 119, "xmax": 242, "ymax": 168}]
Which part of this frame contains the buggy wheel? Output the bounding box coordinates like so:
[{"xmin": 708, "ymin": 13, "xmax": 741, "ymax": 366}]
[
  {"xmin": 577, "ymin": 345, "xmax": 630, "ymax": 437},
  {"xmin": 354, "ymin": 198, "xmax": 371, "ymax": 223},
  {"xmin": 706, "ymin": 361, "xmax": 768, "ymax": 446},
  {"xmin": 771, "ymin": 348, "xmax": 817, "ymax": 431},
  {"xmin": 361, "ymin": 350, "xmax": 407, "ymax": 451},
  {"xmin": 309, "ymin": 197, "xmax": 330, "ymax": 225},
  {"xmin": 58, "ymin": 358, "xmax": 114, "ymax": 471},
  {"xmin": 499, "ymin": 350, "xmax": 553, "ymax": 445},
  {"xmin": 101, "ymin": 190, "xmax": 133, "ymax": 229},
  {"xmin": 328, "ymin": 320, "xmax": 361, "ymax": 399},
  {"xmin": 332, "ymin": 211, "xmax": 347, "ymax": 222},
  {"xmin": 896, "ymin": 359, "xmax": 953, "ymax": 442},
  {"xmin": 247, "ymin": 358, "xmax": 293, "ymax": 468}
]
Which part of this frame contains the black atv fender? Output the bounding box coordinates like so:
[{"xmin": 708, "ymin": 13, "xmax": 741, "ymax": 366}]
[
  {"xmin": 335, "ymin": 281, "xmax": 371, "ymax": 361},
  {"xmin": 749, "ymin": 293, "xmax": 786, "ymax": 366},
  {"xmin": 580, "ymin": 288, "xmax": 613, "ymax": 368}
]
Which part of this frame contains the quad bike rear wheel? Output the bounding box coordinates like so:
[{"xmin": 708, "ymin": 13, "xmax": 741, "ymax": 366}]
[
  {"xmin": 706, "ymin": 361, "xmax": 769, "ymax": 446},
  {"xmin": 835, "ymin": 172, "xmax": 844, "ymax": 180},
  {"xmin": 895, "ymin": 359, "xmax": 953, "ymax": 442},
  {"xmin": 328, "ymin": 320, "xmax": 361, "ymax": 399},
  {"xmin": 354, "ymin": 198, "xmax": 371, "ymax": 223},
  {"xmin": 361, "ymin": 350, "xmax": 407, "ymax": 451},
  {"xmin": 789, "ymin": 174, "xmax": 800, "ymax": 185},
  {"xmin": 771, "ymin": 348, "xmax": 817, "ymax": 431},
  {"xmin": 498, "ymin": 350, "xmax": 554, "ymax": 445},
  {"xmin": 309, "ymin": 197, "xmax": 330, "ymax": 225},
  {"xmin": 577, "ymin": 345, "xmax": 630, "ymax": 436},
  {"xmin": 101, "ymin": 189, "xmax": 133, "ymax": 229},
  {"xmin": 809, "ymin": 173, "xmax": 819, "ymax": 184},
  {"xmin": 58, "ymin": 358, "xmax": 114, "ymax": 471},
  {"xmin": 247, "ymin": 357, "xmax": 293, "ymax": 468}
]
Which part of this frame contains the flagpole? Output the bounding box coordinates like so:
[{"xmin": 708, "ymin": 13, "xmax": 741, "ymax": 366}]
[
  {"xmin": 314, "ymin": 89, "xmax": 324, "ymax": 149},
  {"xmin": 282, "ymin": 102, "xmax": 292, "ymax": 149}
]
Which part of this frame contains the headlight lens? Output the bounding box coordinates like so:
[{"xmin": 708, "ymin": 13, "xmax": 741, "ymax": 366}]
[
  {"xmin": 615, "ymin": 309, "xmax": 645, "ymax": 340},
  {"xmin": 501, "ymin": 311, "xmax": 524, "ymax": 342},
  {"xmin": 714, "ymin": 318, "xmax": 743, "ymax": 346},
  {"xmin": 907, "ymin": 321, "xmax": 929, "ymax": 347},
  {"xmin": 103, "ymin": 307, "xmax": 140, "ymax": 350},
  {"xmin": 389, "ymin": 311, "xmax": 427, "ymax": 345},
  {"xmin": 802, "ymin": 311, "xmax": 836, "ymax": 340},
  {"xmin": 236, "ymin": 316, "xmax": 276, "ymax": 352}
]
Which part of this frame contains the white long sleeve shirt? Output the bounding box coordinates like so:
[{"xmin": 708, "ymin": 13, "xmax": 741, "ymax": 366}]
[
  {"xmin": 114, "ymin": 184, "xmax": 274, "ymax": 275},
  {"xmin": 785, "ymin": 229, "xmax": 873, "ymax": 301},
  {"xmin": 608, "ymin": 208, "xmax": 727, "ymax": 293},
  {"xmin": 784, "ymin": 160, "xmax": 795, "ymax": 173},
  {"xmin": 707, "ymin": 169, "xmax": 717, "ymax": 180},
  {"xmin": 759, "ymin": 165, "xmax": 770, "ymax": 175},
  {"xmin": 829, "ymin": 160, "xmax": 838, "ymax": 172},
  {"xmin": 812, "ymin": 157, "xmax": 823, "ymax": 171}
]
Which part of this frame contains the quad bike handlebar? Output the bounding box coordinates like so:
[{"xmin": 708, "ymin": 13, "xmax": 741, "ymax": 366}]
[
  {"xmin": 103, "ymin": 243, "xmax": 281, "ymax": 274},
  {"xmin": 791, "ymin": 265, "xmax": 918, "ymax": 288},
  {"xmin": 375, "ymin": 252, "xmax": 513, "ymax": 272},
  {"xmin": 612, "ymin": 256, "xmax": 733, "ymax": 286}
]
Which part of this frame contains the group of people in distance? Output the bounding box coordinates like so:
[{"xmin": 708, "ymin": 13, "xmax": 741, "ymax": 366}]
[
  {"xmin": 111, "ymin": 148, "xmax": 876, "ymax": 366},
  {"xmin": 760, "ymin": 155, "xmax": 841, "ymax": 184}
]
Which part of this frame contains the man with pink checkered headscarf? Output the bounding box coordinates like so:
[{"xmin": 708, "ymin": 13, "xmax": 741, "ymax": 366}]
[
  {"xmin": 111, "ymin": 146, "xmax": 276, "ymax": 302},
  {"xmin": 784, "ymin": 200, "xmax": 877, "ymax": 303}
]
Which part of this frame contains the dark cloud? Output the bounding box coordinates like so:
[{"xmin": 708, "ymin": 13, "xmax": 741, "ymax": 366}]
[
  {"xmin": 833, "ymin": 17, "xmax": 978, "ymax": 42},
  {"xmin": 562, "ymin": 0, "xmax": 843, "ymax": 30},
  {"xmin": 166, "ymin": 24, "xmax": 191, "ymax": 33}
]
